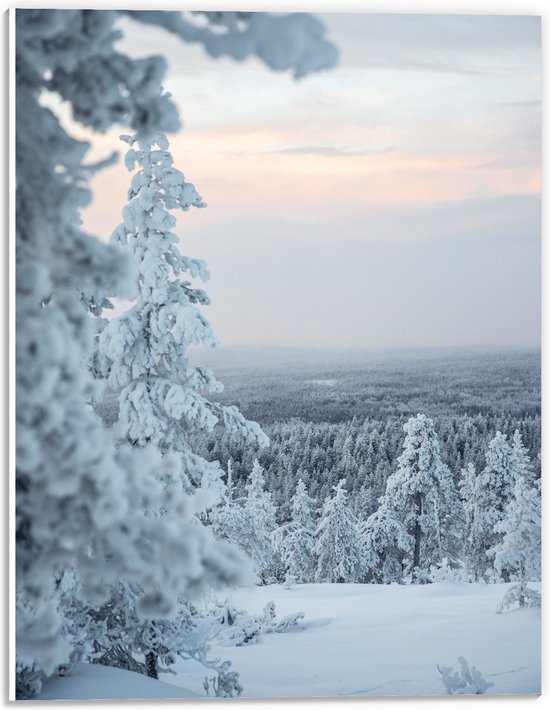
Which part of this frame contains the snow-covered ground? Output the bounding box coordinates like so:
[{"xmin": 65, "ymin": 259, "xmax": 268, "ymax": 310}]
[
  {"xmin": 37, "ymin": 662, "xmax": 199, "ymax": 700},
  {"xmin": 173, "ymin": 582, "xmax": 540, "ymax": 698},
  {"xmin": 38, "ymin": 582, "xmax": 540, "ymax": 700}
]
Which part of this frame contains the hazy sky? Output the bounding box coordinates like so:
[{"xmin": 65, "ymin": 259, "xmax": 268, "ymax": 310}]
[{"xmin": 81, "ymin": 13, "xmax": 541, "ymax": 349}]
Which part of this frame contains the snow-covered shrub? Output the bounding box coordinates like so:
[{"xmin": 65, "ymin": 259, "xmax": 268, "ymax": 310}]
[
  {"xmin": 15, "ymin": 592, "xmax": 73, "ymax": 695},
  {"xmin": 203, "ymin": 661, "xmax": 243, "ymax": 698},
  {"xmin": 230, "ymin": 616, "xmax": 263, "ymax": 647},
  {"xmin": 60, "ymin": 575, "xmax": 247, "ymax": 692},
  {"xmin": 429, "ymin": 558, "xmax": 468, "ymax": 584},
  {"xmin": 14, "ymin": 659, "xmax": 44, "ymax": 700},
  {"xmin": 284, "ymin": 573, "xmax": 297, "ymax": 590},
  {"xmin": 496, "ymin": 585, "xmax": 541, "ymax": 614},
  {"xmin": 267, "ymin": 608, "xmax": 305, "ymax": 633},
  {"xmin": 438, "ymin": 656, "xmax": 494, "ymax": 695},
  {"xmin": 213, "ymin": 600, "xmax": 304, "ymax": 647}
]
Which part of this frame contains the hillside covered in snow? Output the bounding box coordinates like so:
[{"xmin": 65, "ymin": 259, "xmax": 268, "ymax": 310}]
[{"xmin": 38, "ymin": 582, "xmax": 540, "ymax": 700}]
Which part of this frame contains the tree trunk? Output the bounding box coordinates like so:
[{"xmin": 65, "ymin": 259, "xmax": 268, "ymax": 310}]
[
  {"xmin": 145, "ymin": 651, "xmax": 158, "ymax": 679},
  {"xmin": 519, "ymin": 566, "xmax": 525, "ymax": 607},
  {"xmin": 412, "ymin": 492, "xmax": 422, "ymax": 582}
]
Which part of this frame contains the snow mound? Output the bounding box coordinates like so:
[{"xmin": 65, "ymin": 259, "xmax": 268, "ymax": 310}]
[{"xmin": 37, "ymin": 663, "xmax": 199, "ymax": 700}]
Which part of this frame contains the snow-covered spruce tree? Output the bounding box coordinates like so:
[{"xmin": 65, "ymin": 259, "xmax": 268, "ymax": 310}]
[
  {"xmin": 491, "ymin": 475, "xmax": 541, "ymax": 612},
  {"xmin": 467, "ymin": 431, "xmax": 515, "ymax": 581},
  {"xmin": 243, "ymin": 460, "xmax": 281, "ymax": 583},
  {"xmin": 459, "ymin": 462, "xmax": 478, "ymax": 581},
  {"xmin": 381, "ymin": 414, "xmax": 464, "ymax": 583},
  {"xmin": 88, "ymin": 131, "xmax": 269, "ymax": 680},
  {"xmin": 459, "ymin": 463, "xmax": 477, "ymax": 531},
  {"xmin": 16, "ymin": 8, "xmax": 337, "ymax": 698},
  {"xmin": 315, "ymin": 479, "xmax": 364, "ymax": 583},
  {"xmin": 359, "ymin": 505, "xmax": 413, "ymax": 584},
  {"xmin": 61, "ymin": 576, "xmax": 240, "ymax": 689},
  {"xmin": 510, "ymin": 429, "xmax": 536, "ymax": 486},
  {"xmin": 212, "ymin": 459, "xmax": 280, "ymax": 584},
  {"xmin": 210, "ymin": 461, "xmax": 253, "ymax": 553},
  {"xmin": 272, "ymin": 478, "xmax": 317, "ymax": 583},
  {"xmin": 94, "ymin": 130, "xmax": 268, "ymax": 481},
  {"xmin": 15, "ymin": 11, "xmax": 198, "ymax": 695}
]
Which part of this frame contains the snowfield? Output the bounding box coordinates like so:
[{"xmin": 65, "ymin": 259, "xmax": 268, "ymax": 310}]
[
  {"xmin": 37, "ymin": 583, "xmax": 540, "ymax": 699},
  {"xmin": 172, "ymin": 582, "xmax": 540, "ymax": 698},
  {"xmin": 38, "ymin": 582, "xmax": 540, "ymax": 700}
]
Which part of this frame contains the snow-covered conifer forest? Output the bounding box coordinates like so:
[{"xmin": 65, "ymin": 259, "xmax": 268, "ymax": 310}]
[{"xmin": 14, "ymin": 8, "xmax": 541, "ymax": 701}]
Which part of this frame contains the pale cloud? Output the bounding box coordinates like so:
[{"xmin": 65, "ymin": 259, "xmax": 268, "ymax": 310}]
[
  {"xmin": 265, "ymin": 145, "xmax": 394, "ymax": 157},
  {"xmin": 326, "ymin": 14, "xmax": 540, "ymax": 76},
  {"xmin": 78, "ymin": 13, "xmax": 540, "ymax": 349},
  {"xmin": 160, "ymin": 193, "xmax": 540, "ymax": 350}
]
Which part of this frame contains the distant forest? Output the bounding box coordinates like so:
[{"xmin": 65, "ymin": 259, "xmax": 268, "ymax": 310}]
[{"xmin": 187, "ymin": 347, "xmax": 540, "ymax": 521}]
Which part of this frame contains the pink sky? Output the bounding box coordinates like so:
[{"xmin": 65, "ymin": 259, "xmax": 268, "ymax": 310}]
[{"xmin": 77, "ymin": 13, "xmax": 540, "ymax": 349}]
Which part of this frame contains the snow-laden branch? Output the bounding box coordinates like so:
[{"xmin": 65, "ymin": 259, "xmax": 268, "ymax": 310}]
[{"xmin": 124, "ymin": 11, "xmax": 338, "ymax": 79}]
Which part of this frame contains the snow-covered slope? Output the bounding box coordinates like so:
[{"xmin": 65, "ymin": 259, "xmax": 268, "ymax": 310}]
[
  {"xmin": 37, "ymin": 663, "xmax": 199, "ymax": 700},
  {"xmin": 37, "ymin": 582, "xmax": 540, "ymax": 700},
  {"xmin": 173, "ymin": 582, "xmax": 540, "ymax": 698}
]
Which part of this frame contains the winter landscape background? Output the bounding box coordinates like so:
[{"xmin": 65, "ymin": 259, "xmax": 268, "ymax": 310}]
[
  {"xmin": 100, "ymin": 345, "xmax": 540, "ymax": 525},
  {"xmin": 14, "ymin": 8, "xmax": 541, "ymax": 703}
]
